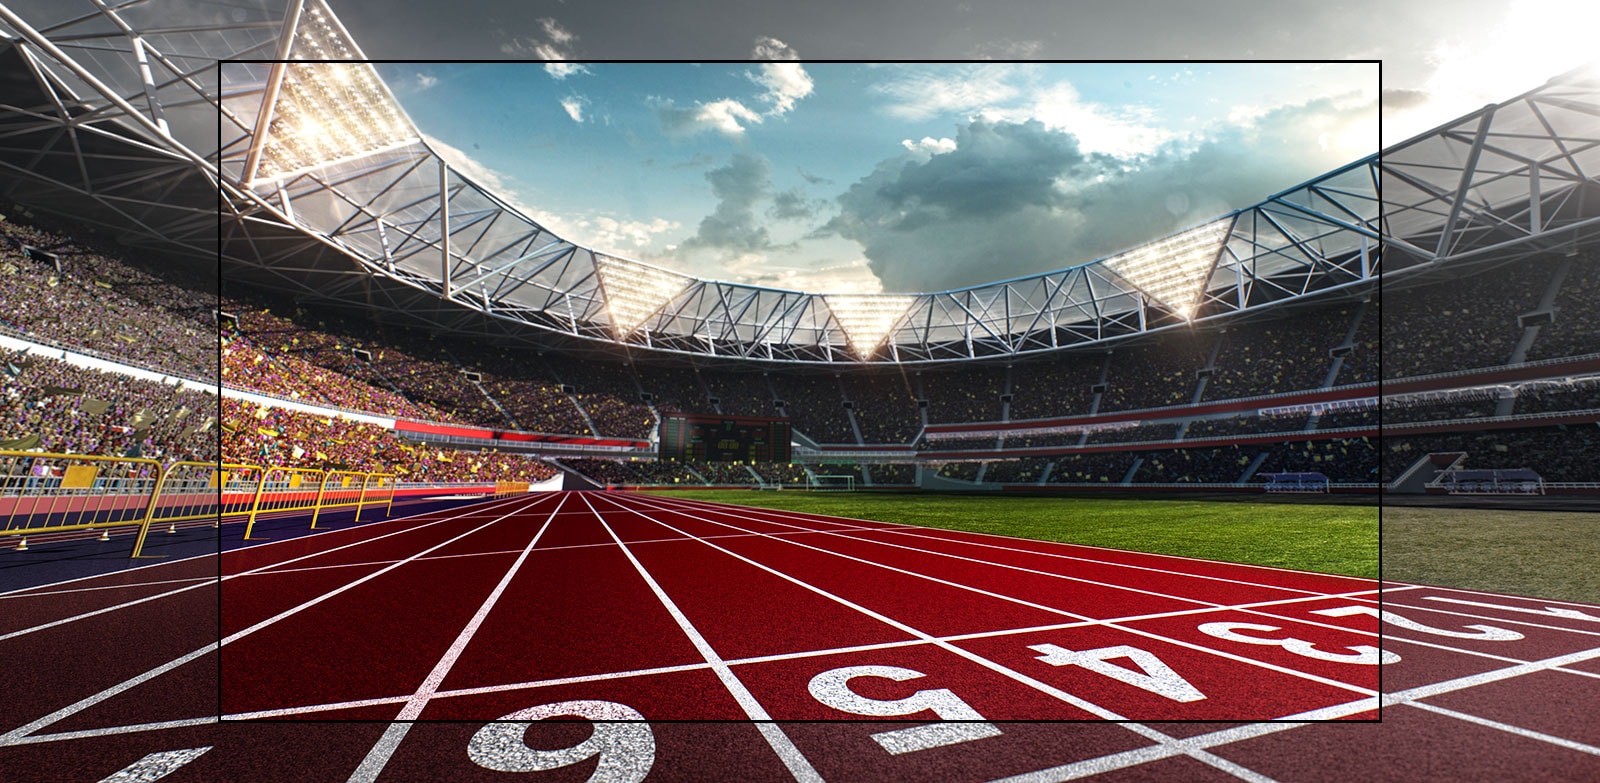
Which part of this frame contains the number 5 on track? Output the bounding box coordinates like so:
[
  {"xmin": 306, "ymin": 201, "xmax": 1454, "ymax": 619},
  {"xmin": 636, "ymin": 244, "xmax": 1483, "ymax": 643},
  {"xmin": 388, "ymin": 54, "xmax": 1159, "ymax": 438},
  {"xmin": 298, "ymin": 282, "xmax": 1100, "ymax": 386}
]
[{"xmin": 808, "ymin": 665, "xmax": 1002, "ymax": 754}]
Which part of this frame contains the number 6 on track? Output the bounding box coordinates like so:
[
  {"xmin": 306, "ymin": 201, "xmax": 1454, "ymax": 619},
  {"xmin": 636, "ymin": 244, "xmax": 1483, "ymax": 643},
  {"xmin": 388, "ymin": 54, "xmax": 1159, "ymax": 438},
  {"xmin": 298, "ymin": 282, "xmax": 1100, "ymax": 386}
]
[
  {"xmin": 808, "ymin": 665, "xmax": 1002, "ymax": 754},
  {"xmin": 1029, "ymin": 644, "xmax": 1206, "ymax": 702},
  {"xmin": 468, "ymin": 700, "xmax": 653, "ymax": 782}
]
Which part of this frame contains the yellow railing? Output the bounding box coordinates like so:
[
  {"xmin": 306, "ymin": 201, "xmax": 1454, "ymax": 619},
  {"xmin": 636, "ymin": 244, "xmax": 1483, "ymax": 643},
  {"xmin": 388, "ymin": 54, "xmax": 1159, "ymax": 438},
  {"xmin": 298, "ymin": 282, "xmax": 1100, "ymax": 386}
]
[
  {"xmin": 0, "ymin": 450, "xmax": 163, "ymax": 551},
  {"xmin": 495, "ymin": 480, "xmax": 531, "ymax": 498},
  {"xmin": 0, "ymin": 450, "xmax": 399, "ymax": 558}
]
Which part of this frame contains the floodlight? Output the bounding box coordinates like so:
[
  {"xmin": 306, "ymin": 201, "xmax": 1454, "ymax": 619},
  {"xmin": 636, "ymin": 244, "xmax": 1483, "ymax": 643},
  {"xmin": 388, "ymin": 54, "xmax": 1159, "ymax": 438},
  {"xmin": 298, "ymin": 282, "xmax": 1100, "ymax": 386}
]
[
  {"xmin": 253, "ymin": 0, "xmax": 417, "ymax": 180},
  {"xmin": 1100, "ymin": 218, "xmax": 1233, "ymax": 320},
  {"xmin": 825, "ymin": 295, "xmax": 915, "ymax": 357},
  {"xmin": 595, "ymin": 256, "xmax": 693, "ymax": 336}
]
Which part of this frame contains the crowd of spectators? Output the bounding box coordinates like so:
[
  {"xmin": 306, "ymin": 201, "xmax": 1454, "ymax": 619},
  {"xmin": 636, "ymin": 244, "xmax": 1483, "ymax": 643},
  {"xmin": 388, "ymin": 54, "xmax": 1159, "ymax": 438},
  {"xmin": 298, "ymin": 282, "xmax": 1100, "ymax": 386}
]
[
  {"xmin": 1203, "ymin": 306, "xmax": 1353, "ymax": 400},
  {"xmin": 1, "ymin": 212, "xmax": 216, "ymax": 380},
  {"xmin": 1253, "ymin": 437, "xmax": 1377, "ymax": 484},
  {"xmin": 639, "ymin": 366, "xmax": 707, "ymax": 415},
  {"xmin": 922, "ymin": 366, "xmax": 1004, "ymax": 425},
  {"xmin": 1383, "ymin": 392, "xmax": 1500, "ymax": 424},
  {"xmin": 701, "ymin": 371, "xmax": 777, "ymax": 418},
  {"xmin": 219, "ymin": 397, "xmax": 558, "ymax": 482},
  {"xmin": 1008, "ymin": 358, "xmax": 1101, "ymax": 420},
  {"xmin": 539, "ymin": 354, "xmax": 655, "ymax": 439},
  {"xmin": 866, "ymin": 463, "xmax": 915, "ymax": 485},
  {"xmin": 751, "ymin": 462, "xmax": 811, "ymax": 485},
  {"xmin": 1338, "ymin": 299, "xmax": 1380, "ymax": 385},
  {"xmin": 1132, "ymin": 446, "xmax": 1253, "ymax": 483},
  {"xmin": 1, "ymin": 352, "xmax": 216, "ymax": 462},
  {"xmin": 1524, "ymin": 249, "xmax": 1599, "ymax": 361},
  {"xmin": 554, "ymin": 458, "xmax": 640, "ymax": 486},
  {"xmin": 1383, "ymin": 262, "xmax": 1552, "ymax": 379},
  {"xmin": 982, "ymin": 458, "xmax": 1049, "ymax": 484},
  {"xmin": 221, "ymin": 330, "xmax": 451, "ymax": 421},
  {"xmin": 1512, "ymin": 379, "xmax": 1600, "ymax": 414},
  {"xmin": 1316, "ymin": 409, "xmax": 1379, "ymax": 430},
  {"xmin": 1046, "ymin": 452, "xmax": 1138, "ymax": 484},
  {"xmin": 841, "ymin": 372, "xmax": 921, "ymax": 444},
  {"xmin": 1099, "ymin": 333, "xmax": 1212, "ymax": 412},
  {"xmin": 934, "ymin": 462, "xmax": 982, "ymax": 481},
  {"xmin": 773, "ymin": 374, "xmax": 854, "ymax": 443}
]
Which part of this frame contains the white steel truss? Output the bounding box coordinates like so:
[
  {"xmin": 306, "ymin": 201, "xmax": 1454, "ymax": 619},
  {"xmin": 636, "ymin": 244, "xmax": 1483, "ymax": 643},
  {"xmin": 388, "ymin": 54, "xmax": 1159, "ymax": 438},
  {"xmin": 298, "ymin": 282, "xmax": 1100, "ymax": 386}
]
[{"xmin": 0, "ymin": 0, "xmax": 1596, "ymax": 365}]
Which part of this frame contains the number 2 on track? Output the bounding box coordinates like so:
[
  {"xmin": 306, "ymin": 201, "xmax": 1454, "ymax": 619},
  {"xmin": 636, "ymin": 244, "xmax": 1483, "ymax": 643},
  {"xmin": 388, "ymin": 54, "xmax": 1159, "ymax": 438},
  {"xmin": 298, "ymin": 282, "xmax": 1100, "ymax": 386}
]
[
  {"xmin": 468, "ymin": 700, "xmax": 654, "ymax": 782},
  {"xmin": 808, "ymin": 665, "xmax": 1002, "ymax": 754}
]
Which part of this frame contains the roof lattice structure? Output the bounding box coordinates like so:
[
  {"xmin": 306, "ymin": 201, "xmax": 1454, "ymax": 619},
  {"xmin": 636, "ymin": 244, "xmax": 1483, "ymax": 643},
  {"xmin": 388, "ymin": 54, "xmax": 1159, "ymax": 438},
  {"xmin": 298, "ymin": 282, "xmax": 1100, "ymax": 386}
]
[{"xmin": 0, "ymin": 0, "xmax": 1597, "ymax": 365}]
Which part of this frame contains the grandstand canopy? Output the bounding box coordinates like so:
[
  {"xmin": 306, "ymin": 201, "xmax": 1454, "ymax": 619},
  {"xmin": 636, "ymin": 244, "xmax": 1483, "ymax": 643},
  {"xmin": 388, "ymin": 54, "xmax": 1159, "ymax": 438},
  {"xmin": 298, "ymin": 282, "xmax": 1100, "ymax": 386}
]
[{"xmin": 0, "ymin": 0, "xmax": 1597, "ymax": 365}]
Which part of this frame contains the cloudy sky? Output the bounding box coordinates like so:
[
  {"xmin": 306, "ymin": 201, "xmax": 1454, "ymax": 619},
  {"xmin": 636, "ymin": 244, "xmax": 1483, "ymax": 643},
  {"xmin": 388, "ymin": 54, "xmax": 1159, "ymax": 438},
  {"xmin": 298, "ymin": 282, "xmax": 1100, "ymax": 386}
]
[{"xmin": 331, "ymin": 0, "xmax": 1598, "ymax": 294}]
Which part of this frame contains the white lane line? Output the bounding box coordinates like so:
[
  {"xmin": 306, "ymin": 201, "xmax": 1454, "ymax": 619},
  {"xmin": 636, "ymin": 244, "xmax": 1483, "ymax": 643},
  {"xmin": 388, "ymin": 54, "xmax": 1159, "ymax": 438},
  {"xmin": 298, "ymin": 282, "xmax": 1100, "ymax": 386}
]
[
  {"xmin": 578, "ymin": 493, "xmax": 823, "ymax": 783},
  {"xmin": 638, "ymin": 492, "xmax": 1369, "ymax": 599},
  {"xmin": 0, "ymin": 494, "xmax": 547, "ymax": 645},
  {"xmin": 346, "ymin": 494, "xmax": 568, "ymax": 783},
  {"xmin": 0, "ymin": 577, "xmax": 212, "ymax": 600},
  {"xmin": 0, "ymin": 494, "xmax": 550, "ymax": 745},
  {"xmin": 1405, "ymin": 701, "xmax": 1600, "ymax": 756},
  {"xmin": 243, "ymin": 523, "xmax": 897, "ymax": 579},
  {"xmin": 0, "ymin": 493, "xmax": 530, "ymax": 598},
  {"xmin": 611, "ymin": 492, "xmax": 1377, "ymax": 697},
  {"xmin": 649, "ymin": 493, "xmax": 1376, "ymax": 582},
  {"xmin": 991, "ymin": 643, "xmax": 1600, "ymax": 781},
  {"xmin": 224, "ymin": 587, "xmax": 1394, "ymax": 721},
  {"xmin": 594, "ymin": 493, "xmax": 1264, "ymax": 779},
  {"xmin": 4, "ymin": 717, "xmax": 218, "ymax": 746},
  {"xmin": 226, "ymin": 661, "xmax": 716, "ymax": 720}
]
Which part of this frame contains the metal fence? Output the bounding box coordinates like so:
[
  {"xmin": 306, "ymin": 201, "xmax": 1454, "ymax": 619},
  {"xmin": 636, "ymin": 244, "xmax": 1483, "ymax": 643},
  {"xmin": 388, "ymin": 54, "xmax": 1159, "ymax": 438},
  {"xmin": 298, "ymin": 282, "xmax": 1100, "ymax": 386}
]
[{"xmin": 0, "ymin": 451, "xmax": 398, "ymax": 558}]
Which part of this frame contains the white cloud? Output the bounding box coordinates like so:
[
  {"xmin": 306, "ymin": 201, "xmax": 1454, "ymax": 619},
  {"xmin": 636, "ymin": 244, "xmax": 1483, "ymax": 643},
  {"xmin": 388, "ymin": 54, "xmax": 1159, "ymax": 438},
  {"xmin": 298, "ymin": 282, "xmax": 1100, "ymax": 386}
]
[
  {"xmin": 560, "ymin": 96, "xmax": 587, "ymax": 123},
  {"xmin": 875, "ymin": 64, "xmax": 1026, "ymax": 121},
  {"xmin": 750, "ymin": 37, "xmax": 814, "ymax": 116},
  {"xmin": 501, "ymin": 17, "xmax": 590, "ymax": 81},
  {"xmin": 415, "ymin": 73, "xmax": 438, "ymax": 90},
  {"xmin": 539, "ymin": 17, "xmax": 574, "ymax": 45},
  {"xmin": 652, "ymin": 37, "xmax": 813, "ymax": 138},
  {"xmin": 901, "ymin": 137, "xmax": 957, "ymax": 155}
]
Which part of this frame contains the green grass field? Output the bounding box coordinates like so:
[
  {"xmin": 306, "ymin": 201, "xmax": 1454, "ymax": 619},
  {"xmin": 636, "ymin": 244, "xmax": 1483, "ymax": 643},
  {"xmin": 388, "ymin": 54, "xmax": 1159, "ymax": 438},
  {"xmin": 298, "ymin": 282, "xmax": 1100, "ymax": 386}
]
[
  {"xmin": 647, "ymin": 490, "xmax": 1378, "ymax": 579},
  {"xmin": 1382, "ymin": 507, "xmax": 1600, "ymax": 604}
]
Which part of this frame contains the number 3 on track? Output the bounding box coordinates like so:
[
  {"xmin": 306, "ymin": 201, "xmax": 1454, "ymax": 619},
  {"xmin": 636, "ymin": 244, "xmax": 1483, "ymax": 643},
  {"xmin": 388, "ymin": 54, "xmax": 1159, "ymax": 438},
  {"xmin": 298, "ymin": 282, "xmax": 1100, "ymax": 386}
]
[
  {"xmin": 468, "ymin": 700, "xmax": 654, "ymax": 782},
  {"xmin": 808, "ymin": 665, "xmax": 1002, "ymax": 754}
]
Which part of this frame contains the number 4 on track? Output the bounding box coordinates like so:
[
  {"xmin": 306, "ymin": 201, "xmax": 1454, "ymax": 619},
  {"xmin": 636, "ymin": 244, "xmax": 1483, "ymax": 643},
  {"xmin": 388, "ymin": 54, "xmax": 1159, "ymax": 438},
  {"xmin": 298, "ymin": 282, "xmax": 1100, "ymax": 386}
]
[{"xmin": 1029, "ymin": 644, "xmax": 1206, "ymax": 703}]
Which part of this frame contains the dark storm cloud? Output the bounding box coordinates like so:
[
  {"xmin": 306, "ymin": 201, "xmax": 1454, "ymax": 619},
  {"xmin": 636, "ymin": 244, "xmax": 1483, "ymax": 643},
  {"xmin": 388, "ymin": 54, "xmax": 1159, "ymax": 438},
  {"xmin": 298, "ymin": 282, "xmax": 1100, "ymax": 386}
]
[
  {"xmin": 823, "ymin": 97, "xmax": 1375, "ymax": 292},
  {"xmin": 768, "ymin": 188, "xmax": 819, "ymax": 221},
  {"xmin": 679, "ymin": 153, "xmax": 790, "ymax": 252}
]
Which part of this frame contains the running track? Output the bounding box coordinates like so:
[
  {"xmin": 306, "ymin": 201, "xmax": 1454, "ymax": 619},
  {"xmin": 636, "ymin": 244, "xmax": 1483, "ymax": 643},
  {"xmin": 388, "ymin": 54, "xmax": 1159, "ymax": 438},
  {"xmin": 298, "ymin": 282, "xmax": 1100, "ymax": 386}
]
[{"xmin": 3, "ymin": 491, "xmax": 1599, "ymax": 781}]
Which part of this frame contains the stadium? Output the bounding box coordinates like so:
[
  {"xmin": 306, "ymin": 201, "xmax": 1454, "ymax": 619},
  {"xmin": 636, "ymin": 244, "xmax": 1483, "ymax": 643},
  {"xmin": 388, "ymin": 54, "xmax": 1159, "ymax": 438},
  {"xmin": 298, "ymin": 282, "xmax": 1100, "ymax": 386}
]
[{"xmin": 1, "ymin": 0, "xmax": 1598, "ymax": 781}]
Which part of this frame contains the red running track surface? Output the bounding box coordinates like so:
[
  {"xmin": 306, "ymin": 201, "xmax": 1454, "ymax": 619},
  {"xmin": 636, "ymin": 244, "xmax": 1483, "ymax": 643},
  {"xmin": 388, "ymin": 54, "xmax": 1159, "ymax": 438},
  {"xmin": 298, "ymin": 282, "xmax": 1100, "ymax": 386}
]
[{"xmin": 2, "ymin": 491, "xmax": 1598, "ymax": 781}]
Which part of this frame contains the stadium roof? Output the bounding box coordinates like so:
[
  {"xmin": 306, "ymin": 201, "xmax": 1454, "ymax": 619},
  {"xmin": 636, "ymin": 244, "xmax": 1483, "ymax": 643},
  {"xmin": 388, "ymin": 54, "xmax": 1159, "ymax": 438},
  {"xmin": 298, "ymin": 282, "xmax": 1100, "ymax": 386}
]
[{"xmin": 0, "ymin": 0, "xmax": 1597, "ymax": 365}]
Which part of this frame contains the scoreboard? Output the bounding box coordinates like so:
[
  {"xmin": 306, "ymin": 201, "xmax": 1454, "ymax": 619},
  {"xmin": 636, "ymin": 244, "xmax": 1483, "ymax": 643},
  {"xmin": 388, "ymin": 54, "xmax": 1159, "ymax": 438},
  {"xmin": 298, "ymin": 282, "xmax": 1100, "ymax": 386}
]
[{"xmin": 659, "ymin": 414, "xmax": 791, "ymax": 463}]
